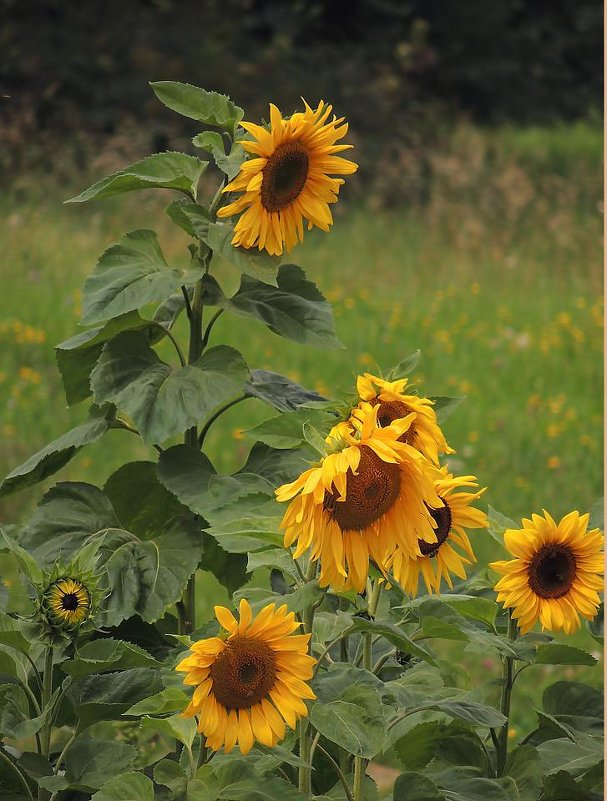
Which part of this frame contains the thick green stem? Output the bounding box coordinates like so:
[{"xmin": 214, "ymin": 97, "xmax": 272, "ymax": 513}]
[
  {"xmin": 0, "ymin": 748, "xmax": 33, "ymax": 801},
  {"xmin": 37, "ymin": 646, "xmax": 54, "ymax": 801},
  {"xmin": 496, "ymin": 612, "xmax": 518, "ymax": 775},
  {"xmin": 353, "ymin": 581, "xmax": 382, "ymax": 801},
  {"xmin": 298, "ymin": 559, "xmax": 318, "ymax": 795}
]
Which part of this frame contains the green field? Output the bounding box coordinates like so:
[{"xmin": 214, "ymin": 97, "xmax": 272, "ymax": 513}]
[{"xmin": 0, "ymin": 122, "xmax": 603, "ymax": 737}]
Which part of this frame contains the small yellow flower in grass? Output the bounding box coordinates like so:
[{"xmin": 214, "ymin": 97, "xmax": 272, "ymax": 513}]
[
  {"xmin": 356, "ymin": 373, "xmax": 453, "ymax": 465},
  {"xmin": 276, "ymin": 404, "xmax": 442, "ymax": 592},
  {"xmin": 490, "ymin": 510, "xmax": 604, "ymax": 635},
  {"xmin": 176, "ymin": 599, "xmax": 316, "ymax": 755},
  {"xmin": 390, "ymin": 467, "xmax": 487, "ymax": 595},
  {"xmin": 547, "ymin": 456, "xmax": 561, "ymax": 470},
  {"xmin": 217, "ymin": 100, "xmax": 357, "ymax": 255}
]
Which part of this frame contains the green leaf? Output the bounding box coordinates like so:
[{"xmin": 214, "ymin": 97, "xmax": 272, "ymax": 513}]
[
  {"xmin": 430, "ymin": 395, "xmax": 466, "ymax": 422},
  {"xmin": 193, "ymin": 132, "xmax": 246, "ymax": 179},
  {"xmin": 141, "ymin": 714, "xmax": 196, "ymax": 748},
  {"xmin": 153, "ymin": 289, "xmax": 188, "ymax": 332},
  {"xmin": 486, "ymin": 506, "xmax": 518, "ymax": 547},
  {"xmin": 18, "ymin": 480, "xmax": 120, "ymax": 566},
  {"xmin": 385, "ymin": 350, "xmax": 422, "ymax": 381},
  {"xmin": 419, "ymin": 697, "xmax": 506, "ymax": 728},
  {"xmin": 411, "ymin": 594, "xmax": 498, "ymax": 628},
  {"xmin": 534, "ymin": 644, "xmax": 597, "ymax": 666},
  {"xmin": 69, "ymin": 668, "xmax": 163, "ymax": 728},
  {"xmin": 205, "ymin": 221, "xmax": 281, "ymax": 282},
  {"xmin": 0, "ymin": 407, "xmax": 113, "ymax": 497},
  {"xmin": 393, "ymin": 772, "xmax": 444, "ymax": 801},
  {"xmin": 91, "ymin": 332, "xmax": 249, "ymax": 444},
  {"xmin": 153, "ymin": 760, "xmax": 188, "ymax": 797},
  {"xmin": 125, "ymin": 687, "xmax": 190, "ymax": 716},
  {"xmin": 150, "ymin": 81, "xmax": 244, "ymax": 134},
  {"xmin": 166, "ymin": 198, "xmax": 211, "ymax": 239},
  {"xmin": 0, "ymin": 613, "xmax": 35, "ymax": 656},
  {"xmin": 157, "ymin": 445, "xmax": 216, "ymax": 514},
  {"xmin": 210, "ymin": 758, "xmax": 309, "ymax": 800},
  {"xmin": 245, "ymin": 369, "xmax": 327, "ymax": 412},
  {"xmin": 208, "ymin": 265, "xmax": 342, "ymax": 348},
  {"xmin": 62, "ymin": 638, "xmax": 160, "ymax": 678},
  {"xmin": 503, "ymin": 746, "xmax": 543, "ymax": 801},
  {"xmin": 535, "ymin": 710, "xmax": 578, "ymax": 742},
  {"xmin": 347, "ymin": 617, "xmax": 437, "ymax": 666},
  {"xmin": 310, "ymin": 684, "xmax": 386, "ymax": 758},
  {"xmin": 62, "ymin": 738, "xmax": 136, "ymax": 791},
  {"xmin": 66, "ymin": 152, "xmax": 207, "ymax": 203},
  {"xmin": 436, "ymin": 775, "xmax": 518, "ymax": 801},
  {"xmin": 101, "ymin": 521, "xmax": 202, "ymax": 626},
  {"xmin": 81, "ymin": 229, "xmax": 200, "ymax": 325},
  {"xmin": 92, "ymin": 772, "xmax": 154, "ymax": 801},
  {"xmin": 244, "ymin": 408, "xmax": 333, "ymax": 449},
  {"xmin": 537, "ymin": 733, "xmax": 604, "ymax": 777},
  {"xmin": 543, "ymin": 681, "xmax": 603, "ymax": 720},
  {"xmin": 541, "ymin": 770, "xmax": 596, "ymax": 801},
  {"xmin": 586, "ymin": 602, "xmax": 603, "ymax": 644},
  {"xmin": 588, "ymin": 497, "xmax": 603, "ymax": 531},
  {"xmin": 394, "ymin": 721, "xmax": 488, "ymax": 772},
  {"xmin": 0, "ymin": 684, "xmax": 46, "ymax": 739},
  {"xmin": 418, "ymin": 599, "xmax": 517, "ymax": 658},
  {"xmin": 56, "ymin": 312, "xmax": 156, "ymax": 405},
  {"xmin": 246, "ymin": 548, "xmax": 297, "ymax": 577},
  {"xmin": 0, "ymin": 528, "xmax": 43, "ymax": 585},
  {"xmin": 238, "ymin": 442, "xmax": 313, "ymax": 487}
]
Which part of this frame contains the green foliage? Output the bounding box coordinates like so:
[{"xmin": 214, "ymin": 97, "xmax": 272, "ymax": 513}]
[
  {"xmin": 150, "ymin": 81, "xmax": 244, "ymax": 135},
  {"xmin": 67, "ymin": 152, "xmax": 208, "ymax": 203}
]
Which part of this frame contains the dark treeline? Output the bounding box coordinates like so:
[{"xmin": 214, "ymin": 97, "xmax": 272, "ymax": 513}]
[{"xmin": 1, "ymin": 0, "xmax": 601, "ymax": 182}]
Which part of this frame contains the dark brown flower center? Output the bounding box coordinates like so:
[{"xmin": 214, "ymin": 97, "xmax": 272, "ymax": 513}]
[
  {"xmin": 210, "ymin": 636, "xmax": 277, "ymax": 710},
  {"xmin": 528, "ymin": 544, "xmax": 577, "ymax": 599},
  {"xmin": 369, "ymin": 398, "xmax": 415, "ymax": 445},
  {"xmin": 61, "ymin": 593, "xmax": 79, "ymax": 611},
  {"xmin": 323, "ymin": 445, "xmax": 401, "ymax": 531},
  {"xmin": 261, "ymin": 140, "xmax": 309, "ymax": 212},
  {"xmin": 418, "ymin": 498, "xmax": 452, "ymax": 557}
]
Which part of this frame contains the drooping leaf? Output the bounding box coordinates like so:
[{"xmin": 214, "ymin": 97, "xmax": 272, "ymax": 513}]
[
  {"xmin": 157, "ymin": 445, "xmax": 216, "ymax": 514},
  {"xmin": 150, "ymin": 81, "xmax": 244, "ymax": 133},
  {"xmin": 543, "ymin": 681, "xmax": 603, "ymax": 721},
  {"xmin": 244, "ymin": 408, "xmax": 334, "ymax": 449},
  {"xmin": 18, "ymin": 480, "xmax": 120, "ymax": 566},
  {"xmin": 61, "ymin": 738, "xmax": 137, "ymax": 791},
  {"xmin": 394, "ymin": 721, "xmax": 488, "ymax": 773},
  {"xmin": 204, "ymin": 221, "xmax": 281, "ymax": 282},
  {"xmin": 0, "ymin": 407, "xmax": 114, "ymax": 497},
  {"xmin": 245, "ymin": 369, "xmax": 327, "ymax": 412},
  {"xmin": 537, "ymin": 733, "xmax": 604, "ymax": 777},
  {"xmin": 310, "ymin": 684, "xmax": 387, "ymax": 758},
  {"xmin": 92, "ymin": 772, "xmax": 154, "ymax": 801},
  {"xmin": 125, "ymin": 687, "xmax": 190, "ymax": 716},
  {"xmin": 91, "ymin": 332, "xmax": 249, "ymax": 444},
  {"xmin": 238, "ymin": 441, "xmax": 313, "ymax": 486},
  {"xmin": 81, "ymin": 229, "xmax": 200, "ymax": 325},
  {"xmin": 503, "ymin": 746, "xmax": 543, "ymax": 801},
  {"xmin": 166, "ymin": 198, "xmax": 212, "ymax": 240},
  {"xmin": 141, "ymin": 714, "xmax": 196, "ymax": 748},
  {"xmin": 0, "ymin": 684, "xmax": 46, "ymax": 739},
  {"xmin": 0, "ymin": 613, "xmax": 35, "ymax": 656},
  {"xmin": 0, "ymin": 528, "xmax": 43, "ymax": 585},
  {"xmin": 66, "ymin": 152, "xmax": 207, "ymax": 203},
  {"xmin": 61, "ymin": 638, "xmax": 160, "ymax": 679},
  {"xmin": 534, "ymin": 644, "xmax": 597, "ymax": 666},
  {"xmin": 347, "ymin": 617, "xmax": 437, "ymax": 666},
  {"xmin": 69, "ymin": 669, "xmax": 163, "ymax": 728},
  {"xmin": 393, "ymin": 772, "xmax": 444, "ymax": 801},
  {"xmin": 56, "ymin": 312, "xmax": 156, "ymax": 405},
  {"xmin": 193, "ymin": 132, "xmax": 246, "ymax": 179},
  {"xmin": 206, "ymin": 265, "xmax": 343, "ymax": 348},
  {"xmin": 540, "ymin": 770, "xmax": 598, "ymax": 801}
]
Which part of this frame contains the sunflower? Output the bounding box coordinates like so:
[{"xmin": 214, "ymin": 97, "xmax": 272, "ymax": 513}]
[
  {"xmin": 390, "ymin": 467, "xmax": 488, "ymax": 595},
  {"xmin": 216, "ymin": 100, "xmax": 357, "ymax": 255},
  {"xmin": 176, "ymin": 599, "xmax": 316, "ymax": 755},
  {"xmin": 276, "ymin": 404, "xmax": 442, "ymax": 592},
  {"xmin": 42, "ymin": 577, "xmax": 92, "ymax": 630},
  {"xmin": 356, "ymin": 373, "xmax": 453, "ymax": 465},
  {"xmin": 490, "ymin": 510, "xmax": 604, "ymax": 635}
]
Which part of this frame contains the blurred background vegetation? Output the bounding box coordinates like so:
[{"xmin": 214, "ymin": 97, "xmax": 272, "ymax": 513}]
[{"xmin": 0, "ymin": 0, "xmax": 603, "ymax": 745}]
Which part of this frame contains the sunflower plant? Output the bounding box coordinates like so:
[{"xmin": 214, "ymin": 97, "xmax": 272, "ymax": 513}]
[{"xmin": 0, "ymin": 82, "xmax": 603, "ymax": 801}]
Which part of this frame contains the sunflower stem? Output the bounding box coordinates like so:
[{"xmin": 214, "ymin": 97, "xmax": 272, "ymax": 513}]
[
  {"xmin": 298, "ymin": 559, "xmax": 318, "ymax": 794},
  {"xmin": 353, "ymin": 581, "xmax": 382, "ymax": 801},
  {"xmin": 496, "ymin": 612, "xmax": 518, "ymax": 776}
]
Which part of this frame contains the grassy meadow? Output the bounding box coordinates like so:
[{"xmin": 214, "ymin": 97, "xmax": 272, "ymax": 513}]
[{"xmin": 0, "ymin": 120, "xmax": 603, "ymax": 735}]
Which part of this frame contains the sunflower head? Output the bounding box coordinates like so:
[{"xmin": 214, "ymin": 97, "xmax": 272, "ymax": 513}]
[
  {"xmin": 176, "ymin": 599, "xmax": 316, "ymax": 755},
  {"xmin": 356, "ymin": 373, "xmax": 453, "ymax": 465},
  {"xmin": 490, "ymin": 510, "xmax": 604, "ymax": 634},
  {"xmin": 217, "ymin": 100, "xmax": 357, "ymax": 255},
  {"xmin": 35, "ymin": 552, "xmax": 103, "ymax": 639},
  {"xmin": 276, "ymin": 404, "xmax": 442, "ymax": 592},
  {"xmin": 390, "ymin": 466, "xmax": 488, "ymax": 596}
]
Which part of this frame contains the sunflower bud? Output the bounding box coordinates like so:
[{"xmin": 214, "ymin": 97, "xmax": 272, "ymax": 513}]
[{"xmin": 35, "ymin": 558, "xmax": 102, "ymax": 638}]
